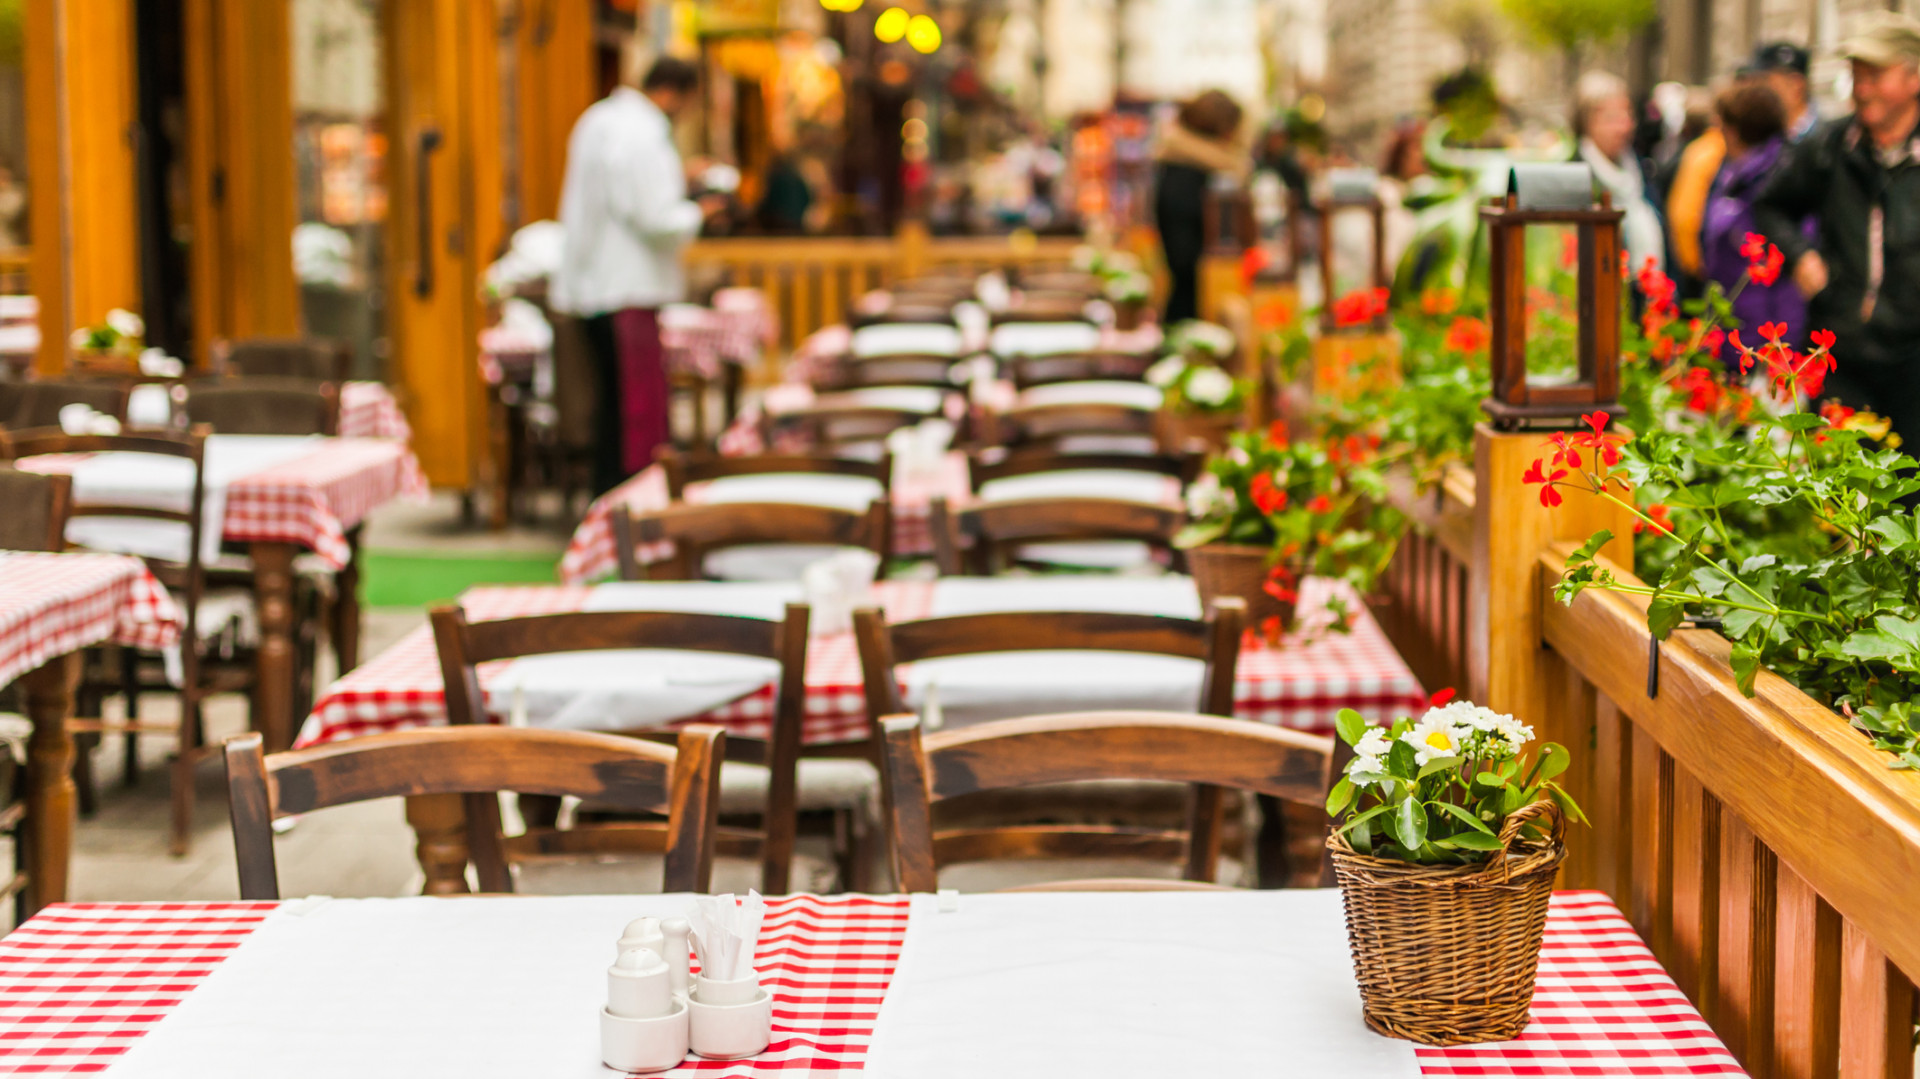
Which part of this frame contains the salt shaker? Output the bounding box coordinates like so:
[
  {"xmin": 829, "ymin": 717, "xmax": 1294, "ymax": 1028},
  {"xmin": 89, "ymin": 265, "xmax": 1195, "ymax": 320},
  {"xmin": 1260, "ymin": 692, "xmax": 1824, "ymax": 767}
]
[
  {"xmin": 600, "ymin": 946, "xmax": 688, "ymax": 1072},
  {"xmin": 660, "ymin": 917, "xmax": 692, "ymax": 999}
]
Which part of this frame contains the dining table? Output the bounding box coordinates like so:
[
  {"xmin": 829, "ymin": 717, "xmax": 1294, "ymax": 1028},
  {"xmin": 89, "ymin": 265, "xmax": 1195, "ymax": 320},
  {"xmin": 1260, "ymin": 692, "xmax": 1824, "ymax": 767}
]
[
  {"xmin": 19, "ymin": 434, "xmax": 428, "ymax": 753},
  {"xmin": 0, "ymin": 888, "xmax": 1746, "ymax": 1076},
  {"xmin": 337, "ymin": 381, "xmax": 413, "ymax": 443},
  {"xmin": 0, "ymin": 551, "xmax": 180, "ymax": 912}
]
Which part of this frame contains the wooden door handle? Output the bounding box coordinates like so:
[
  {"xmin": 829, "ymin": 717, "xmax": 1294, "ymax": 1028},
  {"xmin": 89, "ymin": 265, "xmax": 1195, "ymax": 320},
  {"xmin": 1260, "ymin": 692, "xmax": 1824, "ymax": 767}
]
[{"xmin": 414, "ymin": 127, "xmax": 444, "ymax": 299}]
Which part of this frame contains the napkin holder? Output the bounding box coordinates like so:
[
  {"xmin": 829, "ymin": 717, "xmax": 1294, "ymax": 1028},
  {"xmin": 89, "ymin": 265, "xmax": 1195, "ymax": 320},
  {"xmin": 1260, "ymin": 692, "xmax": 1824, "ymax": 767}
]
[
  {"xmin": 802, "ymin": 549, "xmax": 880, "ymax": 636},
  {"xmin": 688, "ymin": 972, "xmax": 773, "ymax": 1059}
]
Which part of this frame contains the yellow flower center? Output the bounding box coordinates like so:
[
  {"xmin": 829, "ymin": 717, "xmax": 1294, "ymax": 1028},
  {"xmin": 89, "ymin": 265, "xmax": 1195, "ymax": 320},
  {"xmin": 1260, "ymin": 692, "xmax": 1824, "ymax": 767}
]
[{"xmin": 1425, "ymin": 732, "xmax": 1453, "ymax": 751}]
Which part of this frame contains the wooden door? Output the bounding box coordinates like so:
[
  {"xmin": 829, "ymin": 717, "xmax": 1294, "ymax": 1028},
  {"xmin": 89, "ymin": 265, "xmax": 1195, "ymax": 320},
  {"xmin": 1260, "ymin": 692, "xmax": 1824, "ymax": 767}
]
[{"xmin": 383, "ymin": 0, "xmax": 506, "ymax": 489}]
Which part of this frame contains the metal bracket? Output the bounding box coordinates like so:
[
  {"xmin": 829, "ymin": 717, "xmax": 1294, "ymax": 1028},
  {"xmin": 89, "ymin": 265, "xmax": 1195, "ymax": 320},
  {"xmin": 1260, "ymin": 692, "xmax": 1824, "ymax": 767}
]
[{"xmin": 1647, "ymin": 615, "xmax": 1722, "ymax": 698}]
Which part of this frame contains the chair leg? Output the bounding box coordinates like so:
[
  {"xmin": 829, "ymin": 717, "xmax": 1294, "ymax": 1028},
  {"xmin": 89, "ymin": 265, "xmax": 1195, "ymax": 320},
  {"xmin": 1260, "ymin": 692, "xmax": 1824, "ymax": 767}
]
[
  {"xmin": 169, "ymin": 696, "xmax": 203, "ymax": 858},
  {"xmin": 120, "ymin": 649, "xmax": 140, "ymax": 788},
  {"xmin": 844, "ymin": 809, "xmax": 875, "ymax": 894},
  {"xmin": 72, "ymin": 733, "xmax": 99, "ymax": 818}
]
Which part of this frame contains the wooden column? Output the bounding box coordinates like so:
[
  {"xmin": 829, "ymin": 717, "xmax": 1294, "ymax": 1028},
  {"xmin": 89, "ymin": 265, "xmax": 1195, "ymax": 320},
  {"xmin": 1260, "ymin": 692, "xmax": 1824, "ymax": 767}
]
[
  {"xmin": 514, "ymin": 0, "xmax": 595, "ymax": 224},
  {"xmin": 24, "ymin": 0, "xmax": 142, "ymax": 373},
  {"xmin": 182, "ymin": 0, "xmax": 300, "ymax": 365},
  {"xmin": 1469, "ymin": 423, "xmax": 1634, "ymax": 725},
  {"xmin": 384, "ymin": 0, "xmax": 507, "ymax": 490}
]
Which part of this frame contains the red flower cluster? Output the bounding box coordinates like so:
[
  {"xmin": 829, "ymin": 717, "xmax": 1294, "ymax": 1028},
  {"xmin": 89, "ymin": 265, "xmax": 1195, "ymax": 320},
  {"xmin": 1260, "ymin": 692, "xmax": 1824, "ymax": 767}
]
[
  {"xmin": 1330, "ymin": 287, "xmax": 1390, "ymax": 328},
  {"xmin": 1634, "ymin": 503, "xmax": 1674, "ymax": 536},
  {"xmin": 1249, "ymin": 471, "xmax": 1288, "ymax": 514},
  {"xmin": 1741, "ymin": 232, "xmax": 1785, "ymax": 287},
  {"xmin": 1267, "ymin": 418, "xmax": 1291, "ymax": 445},
  {"xmin": 1327, "ymin": 431, "xmax": 1380, "ymax": 466},
  {"xmin": 1523, "ymin": 413, "xmax": 1625, "ymax": 508},
  {"xmin": 1637, "ymin": 259, "xmax": 1680, "ymax": 342},
  {"xmin": 1445, "ymin": 316, "xmax": 1490, "ymax": 354},
  {"xmin": 1419, "ymin": 288, "xmax": 1457, "ymax": 316},
  {"xmin": 1263, "ymin": 562, "xmax": 1300, "ymax": 604},
  {"xmin": 1673, "ymin": 365, "xmax": 1723, "ymax": 413},
  {"xmin": 1728, "ymin": 323, "xmax": 1838, "ymax": 401},
  {"xmin": 1305, "ymin": 494, "xmax": 1333, "ymax": 515},
  {"xmin": 1240, "ymin": 246, "xmax": 1271, "ymax": 288}
]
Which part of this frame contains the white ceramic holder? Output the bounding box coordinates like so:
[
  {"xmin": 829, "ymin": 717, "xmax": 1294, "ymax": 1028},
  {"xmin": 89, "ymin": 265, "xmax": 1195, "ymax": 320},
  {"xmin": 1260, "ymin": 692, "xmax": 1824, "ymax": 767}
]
[
  {"xmin": 600, "ymin": 948, "xmax": 688, "ymax": 1073},
  {"xmin": 688, "ymin": 973, "xmax": 773, "ymax": 1060}
]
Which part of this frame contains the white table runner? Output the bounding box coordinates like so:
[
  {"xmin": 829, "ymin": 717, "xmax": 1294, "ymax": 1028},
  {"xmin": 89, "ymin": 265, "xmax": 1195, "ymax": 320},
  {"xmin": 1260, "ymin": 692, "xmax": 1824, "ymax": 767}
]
[
  {"xmin": 862, "ymin": 890, "xmax": 1419, "ymax": 1079},
  {"xmin": 65, "ymin": 434, "xmax": 322, "ymax": 563},
  {"xmin": 485, "ymin": 582, "xmax": 800, "ymax": 731}
]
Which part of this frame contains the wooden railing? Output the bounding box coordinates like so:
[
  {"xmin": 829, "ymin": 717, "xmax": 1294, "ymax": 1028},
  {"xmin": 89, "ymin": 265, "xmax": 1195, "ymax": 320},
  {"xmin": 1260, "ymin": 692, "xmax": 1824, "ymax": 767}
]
[
  {"xmin": 1381, "ymin": 423, "xmax": 1920, "ymax": 1078},
  {"xmin": 1376, "ymin": 463, "xmax": 1474, "ymax": 698},
  {"xmin": 686, "ymin": 228, "xmax": 1086, "ymax": 353}
]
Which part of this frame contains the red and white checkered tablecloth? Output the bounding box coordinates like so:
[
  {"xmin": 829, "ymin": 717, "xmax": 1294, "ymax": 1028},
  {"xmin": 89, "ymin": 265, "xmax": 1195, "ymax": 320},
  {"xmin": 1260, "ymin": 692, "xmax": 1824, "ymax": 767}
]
[
  {"xmin": 0, "ymin": 891, "xmax": 1742, "ymax": 1076},
  {"xmin": 297, "ymin": 577, "xmax": 1427, "ymax": 750},
  {"xmin": 0, "ymin": 552, "xmax": 181, "ymax": 687},
  {"xmin": 662, "ymin": 304, "xmax": 728, "ymax": 381},
  {"xmin": 0, "ymin": 893, "xmax": 909, "ymax": 1076},
  {"xmin": 559, "ymin": 453, "xmax": 975, "ymax": 584},
  {"xmin": 27, "ymin": 438, "xmax": 429, "ymax": 572},
  {"xmin": 338, "ymin": 381, "xmax": 412, "ymax": 443},
  {"xmin": 712, "ymin": 287, "xmax": 777, "ymax": 366}
]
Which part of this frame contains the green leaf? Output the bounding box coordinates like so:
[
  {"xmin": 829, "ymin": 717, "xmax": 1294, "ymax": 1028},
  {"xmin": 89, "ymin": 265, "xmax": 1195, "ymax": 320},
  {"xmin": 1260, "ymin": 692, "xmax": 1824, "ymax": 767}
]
[
  {"xmin": 1839, "ymin": 629, "xmax": 1910, "ymax": 662},
  {"xmin": 1385, "ymin": 738, "xmax": 1418, "ymax": 779},
  {"xmin": 1349, "ymin": 815, "xmax": 1373, "ymax": 854},
  {"xmin": 1547, "ymin": 785, "xmax": 1590, "ymax": 826},
  {"xmin": 1394, "ymin": 797, "xmax": 1428, "ymax": 850},
  {"xmin": 1326, "ymin": 777, "xmax": 1355, "ymax": 817},
  {"xmin": 1719, "ymin": 606, "xmax": 1766, "ymax": 642},
  {"xmin": 1434, "ymin": 800, "xmax": 1496, "ymax": 834},
  {"xmin": 1533, "ymin": 742, "xmax": 1571, "ymax": 781},
  {"xmin": 1874, "ymin": 614, "xmax": 1920, "ymax": 650},
  {"xmin": 1334, "ymin": 802, "xmax": 1391, "ymax": 837},
  {"xmin": 1648, "ymin": 596, "xmax": 1685, "ymax": 641},
  {"xmin": 1730, "ymin": 642, "xmax": 1761, "ymax": 697},
  {"xmin": 1171, "ymin": 520, "xmax": 1227, "ymax": 550},
  {"xmin": 1416, "ymin": 755, "xmax": 1463, "ymax": 779},
  {"xmin": 1335, "ymin": 708, "xmax": 1367, "ymax": 747},
  {"xmin": 1440, "ymin": 831, "xmax": 1504, "ymax": 851},
  {"xmin": 1566, "ymin": 529, "xmax": 1615, "ymax": 566},
  {"xmin": 1739, "ymin": 553, "xmax": 1779, "ymax": 574}
]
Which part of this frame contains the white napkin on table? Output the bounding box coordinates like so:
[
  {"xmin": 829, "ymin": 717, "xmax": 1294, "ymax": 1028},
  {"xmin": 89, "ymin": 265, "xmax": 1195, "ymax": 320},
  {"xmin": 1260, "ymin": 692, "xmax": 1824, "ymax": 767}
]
[{"xmin": 862, "ymin": 890, "xmax": 1419, "ymax": 1079}]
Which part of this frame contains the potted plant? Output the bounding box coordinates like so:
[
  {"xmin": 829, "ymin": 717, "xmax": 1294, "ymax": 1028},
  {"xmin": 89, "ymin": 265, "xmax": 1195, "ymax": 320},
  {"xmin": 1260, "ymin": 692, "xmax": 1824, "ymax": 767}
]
[
  {"xmin": 1175, "ymin": 425, "xmax": 1402, "ymax": 638},
  {"xmin": 1326, "ymin": 701, "xmax": 1583, "ymax": 1044},
  {"xmin": 1104, "ymin": 270, "xmax": 1152, "ymax": 331},
  {"xmin": 68, "ymin": 308, "xmax": 144, "ymax": 373},
  {"xmin": 1147, "ymin": 352, "xmax": 1246, "ymax": 452}
]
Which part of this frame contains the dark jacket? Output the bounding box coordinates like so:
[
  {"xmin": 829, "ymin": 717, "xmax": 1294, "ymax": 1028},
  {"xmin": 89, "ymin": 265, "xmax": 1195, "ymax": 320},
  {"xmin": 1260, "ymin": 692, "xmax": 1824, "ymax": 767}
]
[
  {"xmin": 1753, "ymin": 118, "xmax": 1920, "ymax": 365},
  {"xmin": 1153, "ymin": 161, "xmax": 1212, "ymax": 324}
]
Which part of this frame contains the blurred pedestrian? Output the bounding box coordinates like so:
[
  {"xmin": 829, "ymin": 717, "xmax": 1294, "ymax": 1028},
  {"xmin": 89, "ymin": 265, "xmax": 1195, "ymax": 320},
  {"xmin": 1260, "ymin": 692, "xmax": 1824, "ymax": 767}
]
[
  {"xmin": 1664, "ymin": 96, "xmax": 1725, "ymax": 288},
  {"xmin": 756, "ymin": 151, "xmax": 813, "ymax": 235},
  {"xmin": 1750, "ymin": 42, "xmax": 1818, "ymax": 142},
  {"xmin": 1576, "ymin": 72, "xmax": 1666, "ymax": 276},
  {"xmin": 1755, "ymin": 13, "xmax": 1920, "ymax": 440},
  {"xmin": 1153, "ymin": 90, "xmax": 1248, "ymax": 324},
  {"xmin": 552, "ymin": 56, "xmax": 723, "ymax": 494},
  {"xmin": 1702, "ymin": 79, "xmax": 1804, "ymax": 332}
]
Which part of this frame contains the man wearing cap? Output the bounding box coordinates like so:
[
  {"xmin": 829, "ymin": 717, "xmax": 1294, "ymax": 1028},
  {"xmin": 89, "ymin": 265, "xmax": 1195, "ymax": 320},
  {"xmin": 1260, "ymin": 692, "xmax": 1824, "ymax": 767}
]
[
  {"xmin": 1753, "ymin": 13, "xmax": 1920, "ymax": 443},
  {"xmin": 1751, "ymin": 42, "xmax": 1818, "ymax": 143}
]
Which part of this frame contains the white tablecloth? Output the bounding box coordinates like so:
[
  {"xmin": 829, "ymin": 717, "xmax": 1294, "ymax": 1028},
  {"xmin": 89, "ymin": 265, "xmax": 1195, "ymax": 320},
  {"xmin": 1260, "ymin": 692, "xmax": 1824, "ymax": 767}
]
[
  {"xmin": 865, "ymin": 890, "xmax": 1418, "ymax": 1079},
  {"xmin": 64, "ymin": 434, "xmax": 323, "ymax": 563}
]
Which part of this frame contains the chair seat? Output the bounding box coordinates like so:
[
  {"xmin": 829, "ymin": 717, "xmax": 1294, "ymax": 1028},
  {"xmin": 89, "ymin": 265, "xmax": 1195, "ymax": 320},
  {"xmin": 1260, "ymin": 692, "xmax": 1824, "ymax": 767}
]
[
  {"xmin": 718, "ymin": 757, "xmax": 879, "ymax": 818},
  {"xmin": 702, "ymin": 544, "xmax": 868, "ymax": 582},
  {"xmin": 1013, "ymin": 540, "xmax": 1158, "ymax": 571},
  {"xmin": 195, "ymin": 587, "xmax": 260, "ymax": 646}
]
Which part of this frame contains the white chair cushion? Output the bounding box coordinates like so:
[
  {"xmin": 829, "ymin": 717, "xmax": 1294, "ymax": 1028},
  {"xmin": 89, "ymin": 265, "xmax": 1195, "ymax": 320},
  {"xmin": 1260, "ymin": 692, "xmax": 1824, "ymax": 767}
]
[
  {"xmin": 702, "ymin": 544, "xmax": 869, "ymax": 582},
  {"xmin": 718, "ymin": 758, "xmax": 879, "ymax": 819}
]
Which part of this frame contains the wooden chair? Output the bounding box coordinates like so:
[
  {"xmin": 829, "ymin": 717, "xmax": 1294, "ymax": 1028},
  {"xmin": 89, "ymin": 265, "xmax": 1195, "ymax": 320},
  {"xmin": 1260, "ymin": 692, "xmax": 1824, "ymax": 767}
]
[
  {"xmin": 212, "ymin": 337, "xmax": 350, "ymax": 383},
  {"xmin": 853, "ymin": 598, "xmax": 1245, "ymax": 883},
  {"xmin": 989, "ymin": 305, "xmax": 1094, "ymax": 327},
  {"xmin": 984, "ymin": 401, "xmax": 1158, "ymax": 453},
  {"xmin": 222, "ymin": 725, "xmax": 724, "ymax": 899},
  {"xmin": 184, "ymin": 380, "xmax": 340, "ymax": 436},
  {"xmin": 852, "ymin": 304, "xmax": 959, "ymax": 328},
  {"xmin": 0, "ymin": 468, "xmax": 71, "ymax": 552},
  {"xmin": 430, "ymin": 603, "xmax": 867, "ymax": 893},
  {"xmin": 1008, "ymin": 352, "xmax": 1153, "ymax": 389},
  {"xmin": 612, "ymin": 500, "xmax": 890, "ymax": 581},
  {"xmin": 661, "ymin": 448, "xmax": 892, "ymax": 500},
  {"xmin": 0, "ymin": 426, "xmax": 246, "ymax": 854},
  {"xmin": 929, "ymin": 496, "xmax": 1185, "ymax": 576},
  {"xmin": 0, "ymin": 379, "xmax": 130, "ymax": 428},
  {"xmin": 820, "ymin": 354, "xmax": 960, "ymax": 392},
  {"xmin": 767, "ymin": 404, "xmax": 930, "ymax": 457},
  {"xmin": 878, "ymin": 711, "xmax": 1335, "ymax": 892}
]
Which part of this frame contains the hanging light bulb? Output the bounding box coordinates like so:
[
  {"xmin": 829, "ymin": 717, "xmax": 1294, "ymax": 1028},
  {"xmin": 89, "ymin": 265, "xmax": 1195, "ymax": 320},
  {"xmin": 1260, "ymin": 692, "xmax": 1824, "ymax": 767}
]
[
  {"xmin": 905, "ymin": 14, "xmax": 941, "ymax": 53},
  {"xmin": 874, "ymin": 6, "xmax": 909, "ymax": 42}
]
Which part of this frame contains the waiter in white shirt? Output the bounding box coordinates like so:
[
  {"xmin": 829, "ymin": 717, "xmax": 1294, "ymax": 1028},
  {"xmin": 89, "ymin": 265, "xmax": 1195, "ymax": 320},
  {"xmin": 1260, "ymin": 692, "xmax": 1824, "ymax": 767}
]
[{"xmin": 552, "ymin": 56, "xmax": 722, "ymax": 493}]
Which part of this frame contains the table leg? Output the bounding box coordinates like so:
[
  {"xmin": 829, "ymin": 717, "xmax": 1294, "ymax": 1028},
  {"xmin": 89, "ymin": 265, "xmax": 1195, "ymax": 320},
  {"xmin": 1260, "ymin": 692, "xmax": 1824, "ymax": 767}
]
[
  {"xmin": 250, "ymin": 541, "xmax": 299, "ymax": 752},
  {"xmin": 405, "ymin": 794, "xmax": 472, "ymax": 895},
  {"xmin": 20, "ymin": 652, "xmax": 81, "ymax": 915},
  {"xmin": 487, "ymin": 387, "xmax": 511, "ymax": 531},
  {"xmin": 332, "ymin": 527, "xmax": 363, "ymax": 674}
]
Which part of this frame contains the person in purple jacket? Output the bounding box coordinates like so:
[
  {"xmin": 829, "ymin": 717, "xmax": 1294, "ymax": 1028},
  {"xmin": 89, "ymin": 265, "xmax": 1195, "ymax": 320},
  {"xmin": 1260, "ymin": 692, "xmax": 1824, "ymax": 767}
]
[{"xmin": 1702, "ymin": 78, "xmax": 1811, "ymax": 335}]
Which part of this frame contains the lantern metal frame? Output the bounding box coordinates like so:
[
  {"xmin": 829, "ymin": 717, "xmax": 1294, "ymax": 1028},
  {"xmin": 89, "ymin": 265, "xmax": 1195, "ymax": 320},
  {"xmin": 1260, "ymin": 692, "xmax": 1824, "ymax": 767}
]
[{"xmin": 1479, "ymin": 165, "xmax": 1626, "ymax": 430}]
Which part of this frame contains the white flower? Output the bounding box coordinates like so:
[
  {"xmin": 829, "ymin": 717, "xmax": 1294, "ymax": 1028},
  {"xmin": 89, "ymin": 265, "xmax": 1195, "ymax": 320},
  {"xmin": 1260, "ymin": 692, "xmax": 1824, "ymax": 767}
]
[
  {"xmin": 1184, "ymin": 472, "xmax": 1234, "ymax": 518},
  {"xmin": 1399, "ymin": 713, "xmax": 1468, "ymax": 767},
  {"xmin": 1424, "ymin": 701, "xmax": 1532, "ymax": 757},
  {"xmin": 1105, "ymin": 271, "xmax": 1150, "ymax": 303},
  {"xmin": 1145, "ymin": 355, "xmax": 1188, "ymax": 388},
  {"xmin": 105, "ymin": 308, "xmax": 143, "ymax": 340},
  {"xmin": 1070, "ymin": 245, "xmax": 1099, "ymax": 271},
  {"xmin": 1184, "ymin": 366, "xmax": 1235, "ymax": 407},
  {"xmin": 1345, "ymin": 727, "xmax": 1393, "ymax": 783},
  {"xmin": 69, "ymin": 328, "xmax": 91, "ymax": 350},
  {"xmin": 1226, "ymin": 444, "xmax": 1251, "ymax": 466},
  {"xmin": 1177, "ymin": 320, "xmax": 1237, "ymax": 358}
]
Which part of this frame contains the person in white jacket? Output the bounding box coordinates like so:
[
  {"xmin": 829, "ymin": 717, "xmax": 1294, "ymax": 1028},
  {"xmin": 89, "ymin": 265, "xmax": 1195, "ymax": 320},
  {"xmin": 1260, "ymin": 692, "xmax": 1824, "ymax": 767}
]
[{"xmin": 552, "ymin": 57, "xmax": 719, "ymax": 493}]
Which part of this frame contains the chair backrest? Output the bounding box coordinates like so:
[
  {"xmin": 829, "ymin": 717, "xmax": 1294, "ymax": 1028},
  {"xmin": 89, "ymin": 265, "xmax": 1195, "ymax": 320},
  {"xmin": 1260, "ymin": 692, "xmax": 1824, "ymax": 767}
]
[
  {"xmin": 853, "ymin": 304, "xmax": 959, "ymax": 328},
  {"xmin": 0, "ymin": 427, "xmax": 210, "ymax": 654},
  {"xmin": 989, "ymin": 305, "xmax": 1094, "ymax": 327},
  {"xmin": 968, "ymin": 446, "xmax": 1194, "ymax": 492},
  {"xmin": 0, "ymin": 467, "xmax": 71, "ymax": 552},
  {"xmin": 853, "ymin": 598, "xmax": 1243, "ymax": 723},
  {"xmin": 214, "ymin": 337, "xmax": 349, "ymax": 383},
  {"xmin": 766, "ymin": 405, "xmax": 927, "ymax": 454},
  {"xmin": 986, "ymin": 402, "xmax": 1157, "ymax": 450},
  {"xmin": 0, "ymin": 379, "xmax": 130, "ymax": 428},
  {"xmin": 929, "ymin": 496, "xmax": 1185, "ymax": 576},
  {"xmin": 185, "ymin": 380, "xmax": 340, "ymax": 435},
  {"xmin": 878, "ymin": 711, "xmax": 1334, "ymax": 891},
  {"xmin": 1009, "ymin": 352, "xmax": 1153, "ymax": 389},
  {"xmin": 429, "ymin": 603, "xmax": 809, "ymax": 893},
  {"xmin": 223, "ymin": 725, "xmax": 725, "ymax": 899},
  {"xmin": 1014, "ymin": 270, "xmax": 1103, "ymax": 295},
  {"xmin": 821, "ymin": 355, "xmax": 958, "ymax": 391},
  {"xmin": 612, "ymin": 500, "xmax": 890, "ymax": 581},
  {"xmin": 660, "ymin": 448, "xmax": 892, "ymax": 500}
]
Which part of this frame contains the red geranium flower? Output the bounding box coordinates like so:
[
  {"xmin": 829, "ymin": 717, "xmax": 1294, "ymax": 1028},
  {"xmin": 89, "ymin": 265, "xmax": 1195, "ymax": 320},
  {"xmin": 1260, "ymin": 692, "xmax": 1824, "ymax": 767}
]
[
  {"xmin": 1634, "ymin": 503, "xmax": 1674, "ymax": 536},
  {"xmin": 1428, "ymin": 687, "xmax": 1458, "ymax": 707},
  {"xmin": 1330, "ymin": 287, "xmax": 1391, "ymax": 328},
  {"xmin": 1810, "ymin": 328, "xmax": 1837, "ymax": 351},
  {"xmin": 1419, "ymin": 288, "xmax": 1457, "ymax": 316},
  {"xmin": 1250, "ymin": 472, "xmax": 1288, "ymax": 514},
  {"xmin": 1521, "ymin": 458, "xmax": 1567, "ymax": 507},
  {"xmin": 1306, "ymin": 494, "xmax": 1333, "ymax": 515},
  {"xmin": 1444, "ymin": 316, "xmax": 1490, "ymax": 354},
  {"xmin": 1701, "ymin": 325, "xmax": 1725, "ymax": 359},
  {"xmin": 1267, "ymin": 418, "xmax": 1290, "ymax": 444}
]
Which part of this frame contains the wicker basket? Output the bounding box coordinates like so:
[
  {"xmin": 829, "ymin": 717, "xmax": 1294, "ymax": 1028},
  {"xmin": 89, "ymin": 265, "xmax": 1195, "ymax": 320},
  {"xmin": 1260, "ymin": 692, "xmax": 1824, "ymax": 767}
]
[
  {"xmin": 1186, "ymin": 543, "xmax": 1296, "ymax": 627},
  {"xmin": 1328, "ymin": 799, "xmax": 1565, "ymax": 1045}
]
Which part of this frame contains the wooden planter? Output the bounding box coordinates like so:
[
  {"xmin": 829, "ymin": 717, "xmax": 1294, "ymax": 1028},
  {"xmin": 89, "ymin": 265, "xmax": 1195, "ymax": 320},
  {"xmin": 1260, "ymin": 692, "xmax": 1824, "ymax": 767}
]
[
  {"xmin": 1328, "ymin": 800, "xmax": 1565, "ymax": 1045},
  {"xmin": 1157, "ymin": 409, "xmax": 1238, "ymax": 455},
  {"xmin": 1186, "ymin": 543, "xmax": 1297, "ymax": 628}
]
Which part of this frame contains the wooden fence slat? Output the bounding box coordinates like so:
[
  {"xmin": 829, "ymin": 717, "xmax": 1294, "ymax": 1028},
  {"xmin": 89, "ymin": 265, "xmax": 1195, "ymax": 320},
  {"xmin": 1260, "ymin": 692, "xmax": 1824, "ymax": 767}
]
[
  {"xmin": 1717, "ymin": 810, "xmax": 1778, "ymax": 1078},
  {"xmin": 1670, "ymin": 771, "xmax": 1721, "ymax": 1014},
  {"xmin": 1631, "ymin": 728, "xmax": 1674, "ymax": 961},
  {"xmin": 1774, "ymin": 865, "xmax": 1842, "ymax": 1079},
  {"xmin": 1591, "ymin": 695, "xmax": 1630, "ymax": 901},
  {"xmin": 1838, "ymin": 920, "xmax": 1915, "ymax": 1079}
]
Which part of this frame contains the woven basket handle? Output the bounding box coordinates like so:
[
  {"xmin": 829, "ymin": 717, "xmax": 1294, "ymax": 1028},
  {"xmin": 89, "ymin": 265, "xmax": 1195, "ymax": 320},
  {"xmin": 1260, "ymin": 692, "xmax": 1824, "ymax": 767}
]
[{"xmin": 1491, "ymin": 799, "xmax": 1565, "ymax": 882}]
